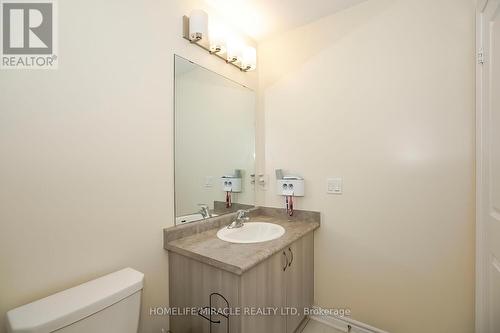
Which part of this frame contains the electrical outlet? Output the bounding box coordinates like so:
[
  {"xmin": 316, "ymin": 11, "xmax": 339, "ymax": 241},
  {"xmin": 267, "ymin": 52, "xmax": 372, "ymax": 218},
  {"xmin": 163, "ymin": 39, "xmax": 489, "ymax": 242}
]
[
  {"xmin": 277, "ymin": 179, "xmax": 305, "ymax": 196},
  {"xmin": 327, "ymin": 178, "xmax": 342, "ymax": 194}
]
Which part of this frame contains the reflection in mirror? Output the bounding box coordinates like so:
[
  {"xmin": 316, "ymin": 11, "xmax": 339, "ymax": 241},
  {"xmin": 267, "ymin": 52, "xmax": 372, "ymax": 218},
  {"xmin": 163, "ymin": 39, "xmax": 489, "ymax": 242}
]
[{"xmin": 174, "ymin": 55, "xmax": 256, "ymax": 225}]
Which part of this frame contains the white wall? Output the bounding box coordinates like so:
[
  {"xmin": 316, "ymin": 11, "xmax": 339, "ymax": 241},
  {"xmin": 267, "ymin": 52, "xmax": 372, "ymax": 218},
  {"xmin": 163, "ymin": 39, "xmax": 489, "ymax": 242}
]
[
  {"xmin": 258, "ymin": 0, "xmax": 476, "ymax": 332},
  {"xmin": 175, "ymin": 60, "xmax": 256, "ymax": 216},
  {"xmin": 0, "ymin": 0, "xmax": 256, "ymax": 332}
]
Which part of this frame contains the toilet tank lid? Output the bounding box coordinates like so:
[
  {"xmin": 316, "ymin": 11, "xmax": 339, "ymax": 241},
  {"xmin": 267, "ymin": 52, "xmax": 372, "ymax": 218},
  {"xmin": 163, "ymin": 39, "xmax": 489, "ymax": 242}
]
[{"xmin": 6, "ymin": 268, "xmax": 144, "ymax": 333}]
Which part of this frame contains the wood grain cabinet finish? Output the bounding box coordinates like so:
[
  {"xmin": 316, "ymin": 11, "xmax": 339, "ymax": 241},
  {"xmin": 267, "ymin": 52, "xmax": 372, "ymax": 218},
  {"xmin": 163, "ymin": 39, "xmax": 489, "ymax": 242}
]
[
  {"xmin": 285, "ymin": 232, "xmax": 314, "ymax": 333},
  {"xmin": 168, "ymin": 232, "xmax": 314, "ymax": 333}
]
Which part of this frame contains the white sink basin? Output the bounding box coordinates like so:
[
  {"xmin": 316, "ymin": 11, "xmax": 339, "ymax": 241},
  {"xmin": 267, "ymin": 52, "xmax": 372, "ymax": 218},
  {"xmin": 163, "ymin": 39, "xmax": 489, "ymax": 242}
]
[{"xmin": 217, "ymin": 222, "xmax": 285, "ymax": 244}]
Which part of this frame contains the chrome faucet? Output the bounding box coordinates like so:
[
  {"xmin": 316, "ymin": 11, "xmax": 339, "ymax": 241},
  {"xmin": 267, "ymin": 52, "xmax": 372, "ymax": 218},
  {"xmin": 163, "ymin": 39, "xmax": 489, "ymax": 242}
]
[
  {"xmin": 198, "ymin": 204, "xmax": 211, "ymax": 219},
  {"xmin": 228, "ymin": 209, "xmax": 250, "ymax": 229}
]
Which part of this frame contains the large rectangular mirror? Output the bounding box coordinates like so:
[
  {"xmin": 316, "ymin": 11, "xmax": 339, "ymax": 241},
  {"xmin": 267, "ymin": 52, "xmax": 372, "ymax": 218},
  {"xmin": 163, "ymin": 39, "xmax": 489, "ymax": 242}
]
[{"xmin": 174, "ymin": 55, "xmax": 256, "ymax": 225}]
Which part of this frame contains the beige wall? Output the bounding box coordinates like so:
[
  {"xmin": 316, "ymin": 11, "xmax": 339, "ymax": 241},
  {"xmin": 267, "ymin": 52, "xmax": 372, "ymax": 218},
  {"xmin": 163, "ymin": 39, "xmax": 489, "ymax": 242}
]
[
  {"xmin": 257, "ymin": 0, "xmax": 476, "ymax": 332},
  {"xmin": 0, "ymin": 0, "xmax": 256, "ymax": 332}
]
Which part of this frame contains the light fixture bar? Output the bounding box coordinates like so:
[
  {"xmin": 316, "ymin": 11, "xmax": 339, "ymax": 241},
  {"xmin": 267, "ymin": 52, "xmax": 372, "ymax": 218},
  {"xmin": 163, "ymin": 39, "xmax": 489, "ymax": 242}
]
[{"xmin": 182, "ymin": 15, "xmax": 254, "ymax": 72}]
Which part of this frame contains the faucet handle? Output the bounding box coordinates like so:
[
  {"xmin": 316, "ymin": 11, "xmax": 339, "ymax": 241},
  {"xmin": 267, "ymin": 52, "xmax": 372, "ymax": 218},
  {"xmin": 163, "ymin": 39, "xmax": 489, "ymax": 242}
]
[
  {"xmin": 198, "ymin": 204, "xmax": 211, "ymax": 219},
  {"xmin": 236, "ymin": 209, "xmax": 250, "ymax": 219},
  {"xmin": 198, "ymin": 204, "xmax": 210, "ymax": 211},
  {"xmin": 228, "ymin": 209, "xmax": 250, "ymax": 229}
]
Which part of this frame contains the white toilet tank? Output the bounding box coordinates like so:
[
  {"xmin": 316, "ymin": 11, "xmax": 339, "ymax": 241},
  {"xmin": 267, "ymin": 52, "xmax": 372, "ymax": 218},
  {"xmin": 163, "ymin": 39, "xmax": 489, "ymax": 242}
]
[{"xmin": 6, "ymin": 268, "xmax": 144, "ymax": 333}]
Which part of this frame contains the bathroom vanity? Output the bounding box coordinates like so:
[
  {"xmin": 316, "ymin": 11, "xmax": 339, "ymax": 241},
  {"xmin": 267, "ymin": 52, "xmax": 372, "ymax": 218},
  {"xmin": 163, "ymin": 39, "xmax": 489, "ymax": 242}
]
[
  {"xmin": 170, "ymin": 55, "xmax": 317, "ymax": 333},
  {"xmin": 164, "ymin": 207, "xmax": 319, "ymax": 333}
]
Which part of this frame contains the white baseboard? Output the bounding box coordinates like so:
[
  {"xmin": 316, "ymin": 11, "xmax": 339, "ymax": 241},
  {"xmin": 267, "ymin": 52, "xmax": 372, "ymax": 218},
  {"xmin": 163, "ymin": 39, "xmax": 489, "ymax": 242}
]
[{"xmin": 308, "ymin": 306, "xmax": 390, "ymax": 333}]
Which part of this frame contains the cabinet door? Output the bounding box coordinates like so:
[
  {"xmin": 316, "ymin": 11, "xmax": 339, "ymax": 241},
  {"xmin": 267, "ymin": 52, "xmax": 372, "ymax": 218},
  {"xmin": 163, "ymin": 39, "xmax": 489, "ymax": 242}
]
[
  {"xmin": 286, "ymin": 233, "xmax": 314, "ymax": 333},
  {"xmin": 241, "ymin": 249, "xmax": 287, "ymax": 333},
  {"xmin": 169, "ymin": 252, "xmax": 241, "ymax": 333}
]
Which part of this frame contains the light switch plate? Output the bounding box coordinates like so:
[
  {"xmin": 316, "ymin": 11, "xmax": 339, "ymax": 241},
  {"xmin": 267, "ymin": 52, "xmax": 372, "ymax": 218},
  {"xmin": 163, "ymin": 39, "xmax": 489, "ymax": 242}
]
[
  {"xmin": 258, "ymin": 174, "xmax": 269, "ymax": 190},
  {"xmin": 327, "ymin": 178, "xmax": 342, "ymax": 194},
  {"xmin": 204, "ymin": 176, "xmax": 213, "ymax": 188}
]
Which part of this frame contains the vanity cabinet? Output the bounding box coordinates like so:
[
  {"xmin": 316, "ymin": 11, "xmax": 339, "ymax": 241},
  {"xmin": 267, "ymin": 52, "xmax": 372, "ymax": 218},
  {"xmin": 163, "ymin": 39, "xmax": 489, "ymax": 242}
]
[
  {"xmin": 285, "ymin": 233, "xmax": 314, "ymax": 333},
  {"xmin": 240, "ymin": 232, "xmax": 314, "ymax": 333},
  {"xmin": 168, "ymin": 232, "xmax": 314, "ymax": 333}
]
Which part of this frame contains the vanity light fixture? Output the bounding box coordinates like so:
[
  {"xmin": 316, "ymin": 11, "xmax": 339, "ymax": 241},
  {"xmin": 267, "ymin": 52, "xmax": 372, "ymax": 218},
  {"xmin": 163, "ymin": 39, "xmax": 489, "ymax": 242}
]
[
  {"xmin": 209, "ymin": 23, "xmax": 226, "ymax": 54},
  {"xmin": 226, "ymin": 35, "xmax": 243, "ymax": 63},
  {"xmin": 188, "ymin": 9, "xmax": 208, "ymax": 41},
  {"xmin": 241, "ymin": 46, "xmax": 257, "ymax": 71},
  {"xmin": 183, "ymin": 10, "xmax": 256, "ymax": 72}
]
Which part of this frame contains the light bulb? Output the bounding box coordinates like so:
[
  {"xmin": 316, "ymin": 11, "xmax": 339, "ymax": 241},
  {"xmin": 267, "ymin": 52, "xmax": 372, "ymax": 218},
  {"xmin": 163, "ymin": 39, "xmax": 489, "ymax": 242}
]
[
  {"xmin": 226, "ymin": 36, "xmax": 243, "ymax": 63},
  {"xmin": 241, "ymin": 46, "xmax": 256, "ymax": 71},
  {"xmin": 209, "ymin": 24, "xmax": 226, "ymax": 54},
  {"xmin": 189, "ymin": 9, "xmax": 208, "ymax": 41}
]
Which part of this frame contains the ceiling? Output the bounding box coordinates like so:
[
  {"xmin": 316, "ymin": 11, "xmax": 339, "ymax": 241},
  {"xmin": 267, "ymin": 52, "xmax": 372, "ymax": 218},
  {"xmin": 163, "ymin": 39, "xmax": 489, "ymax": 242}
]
[{"xmin": 204, "ymin": 0, "xmax": 368, "ymax": 42}]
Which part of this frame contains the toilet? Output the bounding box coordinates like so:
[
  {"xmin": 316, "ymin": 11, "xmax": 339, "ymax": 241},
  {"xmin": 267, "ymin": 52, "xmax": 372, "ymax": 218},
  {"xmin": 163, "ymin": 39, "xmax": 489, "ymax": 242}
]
[{"xmin": 6, "ymin": 268, "xmax": 144, "ymax": 333}]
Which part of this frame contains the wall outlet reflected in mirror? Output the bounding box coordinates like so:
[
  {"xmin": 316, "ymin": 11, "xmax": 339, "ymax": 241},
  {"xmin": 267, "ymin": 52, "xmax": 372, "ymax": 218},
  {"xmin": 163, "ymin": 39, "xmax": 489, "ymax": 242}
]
[{"xmin": 204, "ymin": 176, "xmax": 214, "ymax": 188}]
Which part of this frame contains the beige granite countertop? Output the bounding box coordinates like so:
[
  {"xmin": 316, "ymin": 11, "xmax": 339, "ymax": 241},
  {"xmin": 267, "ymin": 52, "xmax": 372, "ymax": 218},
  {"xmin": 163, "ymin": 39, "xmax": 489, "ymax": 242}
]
[{"xmin": 164, "ymin": 210, "xmax": 320, "ymax": 275}]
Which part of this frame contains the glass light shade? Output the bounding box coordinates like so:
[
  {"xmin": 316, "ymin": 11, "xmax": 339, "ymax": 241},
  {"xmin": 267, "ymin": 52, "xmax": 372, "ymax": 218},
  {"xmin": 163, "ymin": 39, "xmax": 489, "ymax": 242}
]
[
  {"xmin": 241, "ymin": 46, "xmax": 257, "ymax": 71},
  {"xmin": 226, "ymin": 37, "xmax": 243, "ymax": 62},
  {"xmin": 209, "ymin": 24, "xmax": 226, "ymax": 53},
  {"xmin": 189, "ymin": 9, "xmax": 208, "ymax": 41}
]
